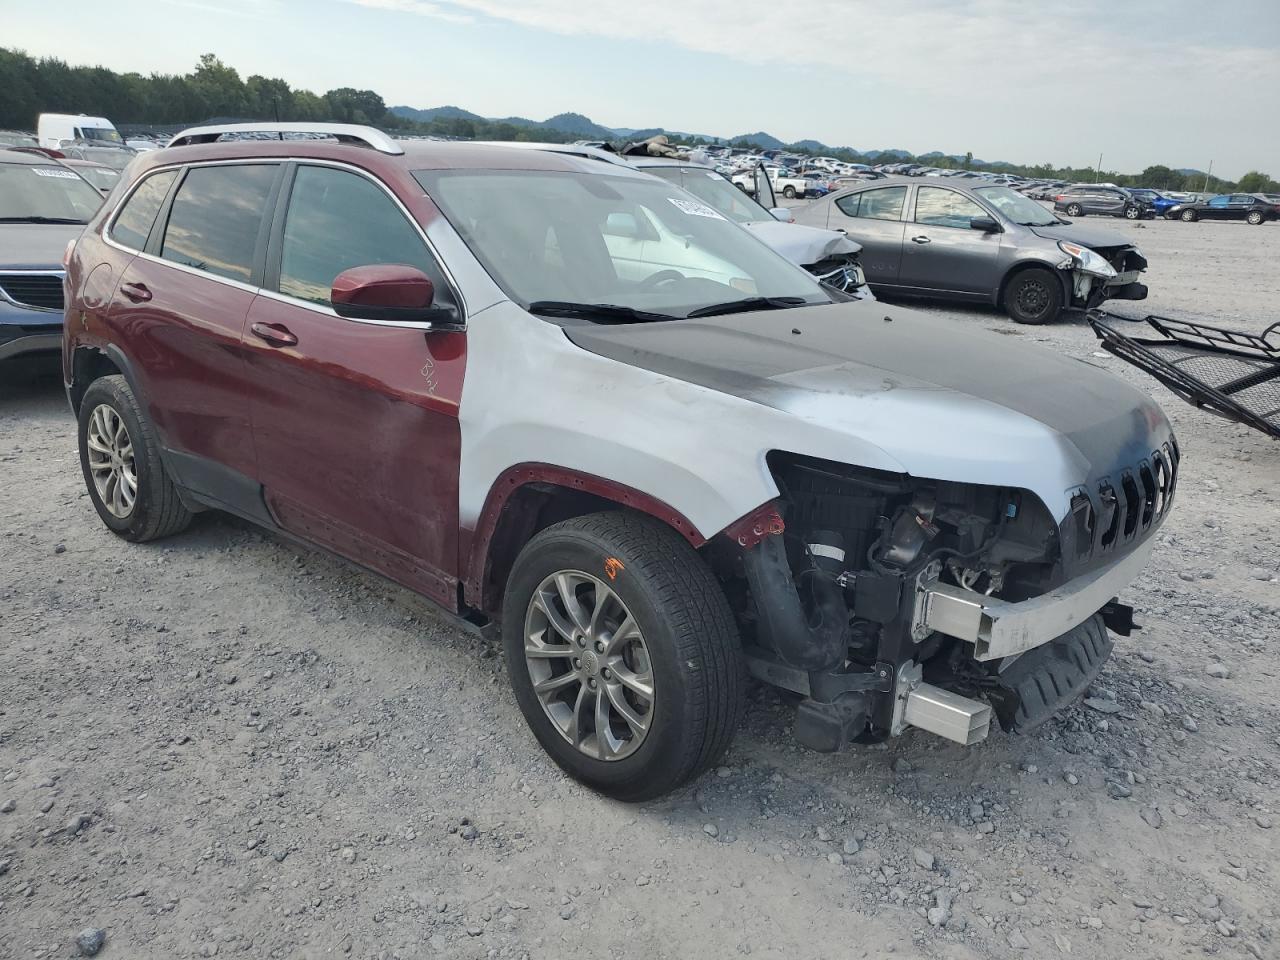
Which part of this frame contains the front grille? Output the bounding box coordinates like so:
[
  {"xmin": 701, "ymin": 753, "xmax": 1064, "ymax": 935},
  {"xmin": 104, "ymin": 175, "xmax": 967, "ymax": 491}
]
[
  {"xmin": 0, "ymin": 273, "xmax": 65, "ymax": 311},
  {"xmin": 1064, "ymin": 439, "xmax": 1179, "ymax": 566}
]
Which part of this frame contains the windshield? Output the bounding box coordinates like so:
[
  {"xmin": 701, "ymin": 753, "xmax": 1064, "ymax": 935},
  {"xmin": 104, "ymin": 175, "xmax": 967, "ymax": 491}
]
[
  {"xmin": 973, "ymin": 186, "xmax": 1059, "ymax": 225},
  {"xmin": 415, "ymin": 169, "xmax": 830, "ymax": 318},
  {"xmin": 642, "ymin": 166, "xmax": 771, "ymax": 224},
  {"xmin": 64, "ymin": 146, "xmax": 136, "ymax": 171},
  {"xmin": 82, "ymin": 127, "xmax": 123, "ymax": 144},
  {"xmin": 0, "ymin": 132, "xmax": 38, "ymax": 148},
  {"xmin": 0, "ymin": 163, "xmax": 103, "ymax": 222},
  {"xmin": 75, "ymin": 165, "xmax": 121, "ymax": 192}
]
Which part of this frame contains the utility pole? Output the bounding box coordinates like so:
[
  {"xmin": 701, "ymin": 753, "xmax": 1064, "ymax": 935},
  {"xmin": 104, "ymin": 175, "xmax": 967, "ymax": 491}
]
[
  {"xmin": 1203, "ymin": 160, "xmax": 1213, "ymax": 194},
  {"xmin": 1095, "ymin": 153, "xmax": 1103, "ymax": 183}
]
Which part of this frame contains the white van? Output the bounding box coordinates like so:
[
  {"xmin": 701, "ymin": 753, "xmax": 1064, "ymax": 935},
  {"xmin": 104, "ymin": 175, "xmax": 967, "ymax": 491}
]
[{"xmin": 37, "ymin": 113, "xmax": 123, "ymax": 150}]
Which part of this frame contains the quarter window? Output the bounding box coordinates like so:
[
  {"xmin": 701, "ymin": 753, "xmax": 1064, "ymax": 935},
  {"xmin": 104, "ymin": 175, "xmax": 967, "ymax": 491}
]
[
  {"xmin": 914, "ymin": 188, "xmax": 987, "ymax": 227},
  {"xmin": 160, "ymin": 164, "xmax": 276, "ymax": 282},
  {"xmin": 278, "ymin": 165, "xmax": 440, "ymax": 306},
  {"xmin": 109, "ymin": 170, "xmax": 177, "ymax": 250}
]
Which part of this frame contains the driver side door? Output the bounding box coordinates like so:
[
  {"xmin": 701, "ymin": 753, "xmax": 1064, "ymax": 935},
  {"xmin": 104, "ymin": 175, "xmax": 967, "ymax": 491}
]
[{"xmin": 239, "ymin": 162, "xmax": 467, "ymax": 608}]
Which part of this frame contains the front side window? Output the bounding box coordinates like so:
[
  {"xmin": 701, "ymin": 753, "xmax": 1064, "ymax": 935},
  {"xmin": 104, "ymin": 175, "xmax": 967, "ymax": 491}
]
[
  {"xmin": 843, "ymin": 186, "xmax": 906, "ymax": 221},
  {"xmin": 417, "ymin": 169, "xmax": 829, "ymax": 317},
  {"xmin": 110, "ymin": 170, "xmax": 177, "ymax": 250},
  {"xmin": 161, "ymin": 164, "xmax": 276, "ymax": 282},
  {"xmin": 278, "ymin": 165, "xmax": 441, "ymax": 306},
  {"xmin": 914, "ymin": 188, "xmax": 987, "ymax": 228},
  {"xmin": 0, "ymin": 162, "xmax": 103, "ymax": 223},
  {"xmin": 1208, "ymin": 197, "xmax": 1228, "ymax": 207}
]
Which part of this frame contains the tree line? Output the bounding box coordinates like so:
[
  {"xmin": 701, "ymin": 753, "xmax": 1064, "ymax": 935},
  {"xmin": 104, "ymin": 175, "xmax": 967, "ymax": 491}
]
[{"xmin": 1, "ymin": 48, "xmax": 1273, "ymax": 193}]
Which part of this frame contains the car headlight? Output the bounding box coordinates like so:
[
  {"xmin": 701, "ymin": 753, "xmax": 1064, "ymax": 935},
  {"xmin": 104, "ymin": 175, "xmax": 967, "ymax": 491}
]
[{"xmin": 1058, "ymin": 240, "xmax": 1117, "ymax": 279}]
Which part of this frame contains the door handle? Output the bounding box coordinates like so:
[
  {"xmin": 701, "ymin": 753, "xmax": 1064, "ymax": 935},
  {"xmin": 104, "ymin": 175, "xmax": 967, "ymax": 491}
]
[
  {"xmin": 910, "ymin": 235, "xmax": 932, "ymax": 244},
  {"xmin": 120, "ymin": 281, "xmax": 152, "ymax": 302},
  {"xmin": 250, "ymin": 322, "xmax": 298, "ymax": 347}
]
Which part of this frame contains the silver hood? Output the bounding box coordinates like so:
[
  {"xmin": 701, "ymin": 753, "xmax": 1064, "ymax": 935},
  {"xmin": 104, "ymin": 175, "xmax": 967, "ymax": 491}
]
[
  {"xmin": 742, "ymin": 220, "xmax": 861, "ymax": 267},
  {"xmin": 563, "ymin": 298, "xmax": 1174, "ymax": 516}
]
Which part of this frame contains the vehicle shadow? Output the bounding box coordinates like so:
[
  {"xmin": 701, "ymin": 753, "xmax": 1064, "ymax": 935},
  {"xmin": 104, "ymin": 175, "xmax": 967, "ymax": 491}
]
[{"xmin": 0, "ymin": 356, "xmax": 67, "ymax": 411}]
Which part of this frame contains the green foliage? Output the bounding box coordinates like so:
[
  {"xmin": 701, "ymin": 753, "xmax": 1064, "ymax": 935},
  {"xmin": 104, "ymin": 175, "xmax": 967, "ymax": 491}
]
[{"xmin": 1236, "ymin": 170, "xmax": 1279, "ymax": 193}]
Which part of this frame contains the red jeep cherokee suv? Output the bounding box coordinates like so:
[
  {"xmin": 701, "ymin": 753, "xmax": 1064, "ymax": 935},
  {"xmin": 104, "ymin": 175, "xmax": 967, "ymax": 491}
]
[{"xmin": 63, "ymin": 124, "xmax": 1175, "ymax": 800}]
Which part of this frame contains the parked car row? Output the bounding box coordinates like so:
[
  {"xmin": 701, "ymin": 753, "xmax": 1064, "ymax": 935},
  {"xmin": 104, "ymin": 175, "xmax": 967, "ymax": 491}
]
[
  {"xmin": 50, "ymin": 122, "xmax": 1176, "ymax": 799},
  {"xmin": 1164, "ymin": 193, "xmax": 1280, "ymax": 224}
]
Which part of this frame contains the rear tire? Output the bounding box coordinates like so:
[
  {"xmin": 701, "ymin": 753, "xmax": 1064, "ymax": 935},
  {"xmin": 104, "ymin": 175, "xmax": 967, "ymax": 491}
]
[
  {"xmin": 1181, "ymin": 208, "xmax": 1198, "ymax": 222},
  {"xmin": 502, "ymin": 512, "xmax": 745, "ymax": 801},
  {"xmin": 783, "ymin": 185, "xmax": 796, "ymax": 199},
  {"xmin": 77, "ymin": 375, "xmax": 192, "ymax": 542},
  {"xmin": 1004, "ymin": 267, "xmax": 1063, "ymax": 325},
  {"xmin": 1065, "ymin": 203, "xmax": 1083, "ymax": 217},
  {"xmin": 1247, "ymin": 210, "xmax": 1263, "ymax": 225}
]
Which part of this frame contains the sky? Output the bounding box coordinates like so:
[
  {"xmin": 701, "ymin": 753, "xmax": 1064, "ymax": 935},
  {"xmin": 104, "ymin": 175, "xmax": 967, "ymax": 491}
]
[{"xmin": 3, "ymin": 0, "xmax": 1278, "ymax": 177}]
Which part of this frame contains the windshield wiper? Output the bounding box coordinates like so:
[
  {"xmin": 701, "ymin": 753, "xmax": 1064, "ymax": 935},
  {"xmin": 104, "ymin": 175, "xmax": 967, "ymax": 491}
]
[
  {"xmin": 0, "ymin": 216, "xmax": 87, "ymax": 224},
  {"xmin": 685, "ymin": 296, "xmax": 810, "ymax": 319},
  {"xmin": 527, "ymin": 300, "xmax": 677, "ymax": 324}
]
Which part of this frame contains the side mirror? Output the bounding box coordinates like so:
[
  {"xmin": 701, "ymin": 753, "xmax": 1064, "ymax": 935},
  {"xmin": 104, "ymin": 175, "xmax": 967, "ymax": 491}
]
[
  {"xmin": 969, "ymin": 216, "xmax": 1000, "ymax": 233},
  {"xmin": 604, "ymin": 212, "xmax": 640, "ymax": 239},
  {"xmin": 771, "ymin": 207, "xmax": 795, "ymax": 223},
  {"xmin": 331, "ymin": 264, "xmax": 460, "ymax": 328}
]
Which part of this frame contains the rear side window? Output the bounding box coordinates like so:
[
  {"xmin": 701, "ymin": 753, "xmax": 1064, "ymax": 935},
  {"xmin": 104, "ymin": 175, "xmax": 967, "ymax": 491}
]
[
  {"xmin": 838, "ymin": 186, "xmax": 906, "ymax": 221},
  {"xmin": 277, "ymin": 165, "xmax": 440, "ymax": 306},
  {"xmin": 110, "ymin": 170, "xmax": 177, "ymax": 250},
  {"xmin": 161, "ymin": 165, "xmax": 276, "ymax": 282}
]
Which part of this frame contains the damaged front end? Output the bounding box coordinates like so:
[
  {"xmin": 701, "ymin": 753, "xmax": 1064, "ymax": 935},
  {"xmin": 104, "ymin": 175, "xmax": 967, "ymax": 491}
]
[
  {"xmin": 718, "ymin": 451, "xmax": 1173, "ymax": 753},
  {"xmin": 1058, "ymin": 241, "xmax": 1148, "ymax": 310}
]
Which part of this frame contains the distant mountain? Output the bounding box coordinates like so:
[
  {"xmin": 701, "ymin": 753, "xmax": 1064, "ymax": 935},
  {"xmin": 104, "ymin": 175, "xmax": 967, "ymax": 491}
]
[
  {"xmin": 541, "ymin": 112, "xmax": 615, "ymax": 138},
  {"xmin": 389, "ymin": 104, "xmax": 483, "ymax": 123},
  {"xmin": 729, "ymin": 131, "xmax": 785, "ymax": 149}
]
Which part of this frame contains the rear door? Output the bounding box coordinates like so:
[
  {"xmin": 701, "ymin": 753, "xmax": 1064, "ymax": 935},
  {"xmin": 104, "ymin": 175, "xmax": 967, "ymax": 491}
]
[
  {"xmin": 240, "ymin": 162, "xmax": 466, "ymax": 607},
  {"xmin": 825, "ymin": 185, "xmax": 908, "ymax": 285},
  {"xmin": 898, "ymin": 186, "xmax": 1002, "ymax": 295},
  {"xmin": 1204, "ymin": 196, "xmax": 1230, "ymax": 219},
  {"xmin": 110, "ymin": 162, "xmax": 281, "ymax": 489},
  {"xmin": 1226, "ymin": 194, "xmax": 1255, "ymax": 220}
]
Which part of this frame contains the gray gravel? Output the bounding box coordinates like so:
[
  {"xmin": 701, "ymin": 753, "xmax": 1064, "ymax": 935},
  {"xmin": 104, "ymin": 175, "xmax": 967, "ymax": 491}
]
[{"xmin": 1, "ymin": 214, "xmax": 1278, "ymax": 958}]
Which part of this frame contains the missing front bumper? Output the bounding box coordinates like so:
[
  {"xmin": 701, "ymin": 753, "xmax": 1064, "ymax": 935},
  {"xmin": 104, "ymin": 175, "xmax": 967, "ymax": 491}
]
[{"xmin": 912, "ymin": 538, "xmax": 1155, "ymax": 661}]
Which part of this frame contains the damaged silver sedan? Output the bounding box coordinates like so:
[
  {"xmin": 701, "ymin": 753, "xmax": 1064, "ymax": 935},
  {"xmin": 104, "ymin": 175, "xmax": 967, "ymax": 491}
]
[{"xmin": 794, "ymin": 178, "xmax": 1148, "ymax": 324}]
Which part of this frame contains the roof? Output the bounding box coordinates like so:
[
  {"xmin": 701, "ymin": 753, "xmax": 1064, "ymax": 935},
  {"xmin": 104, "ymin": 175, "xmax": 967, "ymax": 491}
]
[
  {"xmin": 133, "ymin": 137, "xmax": 654, "ymax": 182},
  {"xmin": 0, "ymin": 148, "xmax": 57, "ymax": 166}
]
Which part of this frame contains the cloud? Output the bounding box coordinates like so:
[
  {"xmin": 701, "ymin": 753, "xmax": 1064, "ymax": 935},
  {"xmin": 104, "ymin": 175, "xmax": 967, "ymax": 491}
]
[{"xmin": 348, "ymin": 0, "xmax": 473, "ymax": 24}]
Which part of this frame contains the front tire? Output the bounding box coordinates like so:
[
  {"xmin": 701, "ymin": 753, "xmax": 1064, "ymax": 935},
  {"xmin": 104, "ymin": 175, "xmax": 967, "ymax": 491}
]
[
  {"xmin": 77, "ymin": 375, "xmax": 192, "ymax": 542},
  {"xmin": 1065, "ymin": 203, "xmax": 1083, "ymax": 217},
  {"xmin": 1004, "ymin": 267, "xmax": 1064, "ymax": 325},
  {"xmin": 1124, "ymin": 205, "xmax": 1141, "ymax": 219},
  {"xmin": 502, "ymin": 512, "xmax": 745, "ymax": 801}
]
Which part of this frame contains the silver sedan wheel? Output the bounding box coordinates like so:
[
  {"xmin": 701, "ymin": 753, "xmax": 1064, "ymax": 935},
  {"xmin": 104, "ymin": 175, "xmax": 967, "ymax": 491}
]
[
  {"xmin": 86, "ymin": 403, "xmax": 137, "ymax": 518},
  {"xmin": 523, "ymin": 570, "xmax": 654, "ymax": 761}
]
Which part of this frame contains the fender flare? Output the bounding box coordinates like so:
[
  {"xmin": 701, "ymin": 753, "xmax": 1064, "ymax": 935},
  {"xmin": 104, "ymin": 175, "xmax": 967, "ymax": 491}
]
[
  {"xmin": 68, "ymin": 341, "xmax": 145, "ymax": 414},
  {"xmin": 461, "ymin": 462, "xmax": 714, "ymax": 610}
]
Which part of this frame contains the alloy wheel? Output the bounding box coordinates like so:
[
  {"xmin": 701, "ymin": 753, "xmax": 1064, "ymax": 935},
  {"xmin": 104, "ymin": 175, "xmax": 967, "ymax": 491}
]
[
  {"xmin": 523, "ymin": 570, "xmax": 654, "ymax": 761},
  {"xmin": 86, "ymin": 403, "xmax": 137, "ymax": 518}
]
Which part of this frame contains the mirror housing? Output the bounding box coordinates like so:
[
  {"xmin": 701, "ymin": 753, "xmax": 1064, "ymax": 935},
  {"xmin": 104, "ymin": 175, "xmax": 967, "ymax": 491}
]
[
  {"xmin": 771, "ymin": 207, "xmax": 795, "ymax": 223},
  {"xmin": 331, "ymin": 264, "xmax": 460, "ymax": 328},
  {"xmin": 604, "ymin": 212, "xmax": 641, "ymax": 239},
  {"xmin": 969, "ymin": 216, "xmax": 1000, "ymax": 233}
]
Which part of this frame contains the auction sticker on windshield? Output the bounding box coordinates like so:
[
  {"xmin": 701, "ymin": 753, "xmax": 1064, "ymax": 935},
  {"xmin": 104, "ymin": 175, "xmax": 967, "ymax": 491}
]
[
  {"xmin": 668, "ymin": 197, "xmax": 726, "ymax": 219},
  {"xmin": 34, "ymin": 168, "xmax": 81, "ymax": 179}
]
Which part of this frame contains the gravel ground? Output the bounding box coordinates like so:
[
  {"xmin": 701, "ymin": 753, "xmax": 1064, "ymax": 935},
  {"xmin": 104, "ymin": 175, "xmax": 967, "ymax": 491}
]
[{"xmin": 1, "ymin": 213, "xmax": 1278, "ymax": 960}]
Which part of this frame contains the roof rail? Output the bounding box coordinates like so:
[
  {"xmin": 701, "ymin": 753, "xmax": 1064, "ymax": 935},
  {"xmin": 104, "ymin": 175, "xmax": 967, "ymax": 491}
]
[
  {"xmin": 468, "ymin": 141, "xmax": 630, "ymax": 167},
  {"xmin": 167, "ymin": 123, "xmax": 404, "ymax": 155}
]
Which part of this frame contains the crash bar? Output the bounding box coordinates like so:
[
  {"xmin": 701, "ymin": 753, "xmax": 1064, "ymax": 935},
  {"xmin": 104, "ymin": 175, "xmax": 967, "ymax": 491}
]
[
  {"xmin": 167, "ymin": 123, "xmax": 404, "ymax": 155},
  {"xmin": 915, "ymin": 537, "xmax": 1156, "ymax": 661}
]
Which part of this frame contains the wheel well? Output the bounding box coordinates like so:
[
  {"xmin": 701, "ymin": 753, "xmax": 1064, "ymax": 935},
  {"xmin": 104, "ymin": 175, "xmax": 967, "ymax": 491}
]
[
  {"xmin": 469, "ymin": 483, "xmax": 694, "ymax": 617},
  {"xmin": 69, "ymin": 348, "xmax": 122, "ymax": 413},
  {"xmin": 998, "ymin": 261, "xmax": 1067, "ymax": 309}
]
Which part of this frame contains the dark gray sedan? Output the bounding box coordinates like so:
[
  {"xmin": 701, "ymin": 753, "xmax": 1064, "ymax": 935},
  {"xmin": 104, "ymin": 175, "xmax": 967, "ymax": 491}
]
[{"xmin": 793, "ymin": 178, "xmax": 1149, "ymax": 323}]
